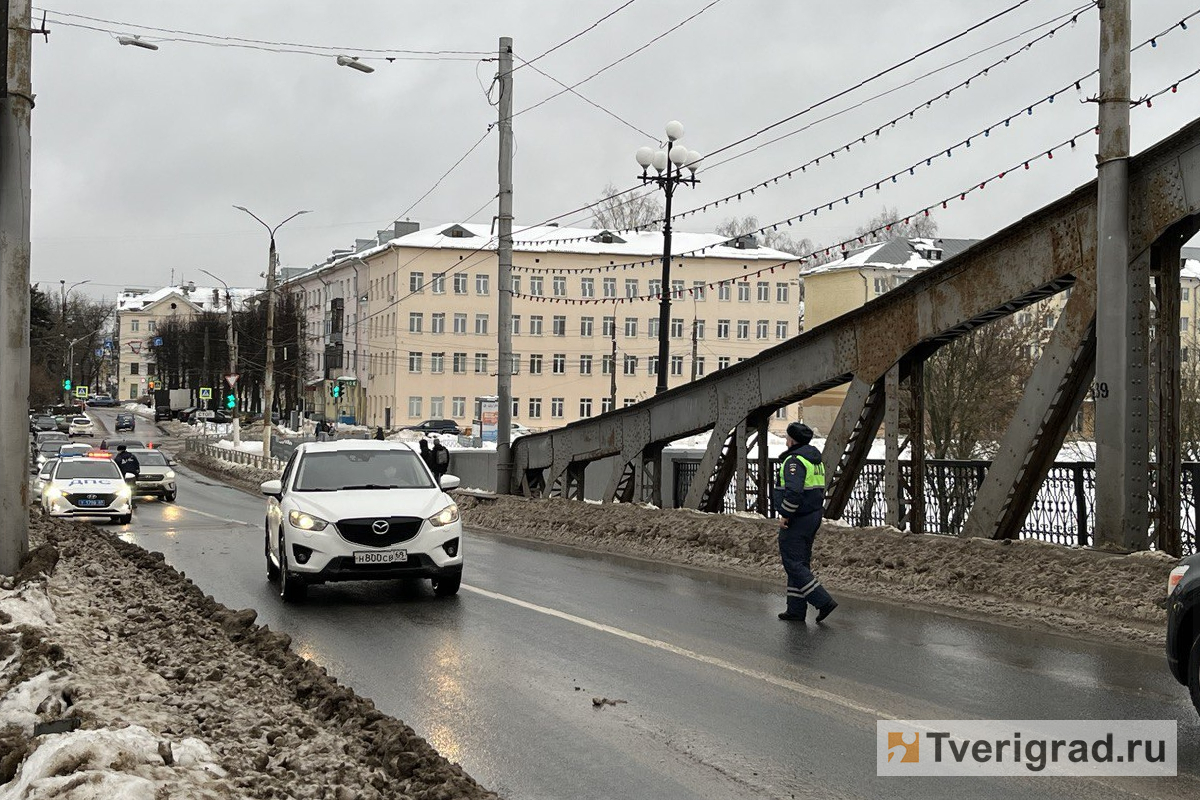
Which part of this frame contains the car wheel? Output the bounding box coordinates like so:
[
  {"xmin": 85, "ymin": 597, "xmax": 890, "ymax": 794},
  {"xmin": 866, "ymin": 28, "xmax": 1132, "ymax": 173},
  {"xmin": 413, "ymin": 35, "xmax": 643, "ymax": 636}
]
[
  {"xmin": 265, "ymin": 524, "xmax": 280, "ymax": 582},
  {"xmin": 1189, "ymin": 628, "xmax": 1200, "ymax": 718},
  {"xmin": 278, "ymin": 531, "xmax": 306, "ymax": 603},
  {"xmin": 114, "ymin": 513, "xmax": 132, "ymax": 525},
  {"xmin": 164, "ymin": 490, "xmax": 177, "ymax": 503},
  {"xmin": 432, "ymin": 572, "xmax": 461, "ymax": 597}
]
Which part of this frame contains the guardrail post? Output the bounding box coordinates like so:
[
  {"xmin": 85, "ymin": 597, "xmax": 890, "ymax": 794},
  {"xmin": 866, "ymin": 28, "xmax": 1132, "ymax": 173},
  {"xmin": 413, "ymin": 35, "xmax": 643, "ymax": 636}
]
[{"xmin": 1074, "ymin": 463, "xmax": 1089, "ymax": 547}]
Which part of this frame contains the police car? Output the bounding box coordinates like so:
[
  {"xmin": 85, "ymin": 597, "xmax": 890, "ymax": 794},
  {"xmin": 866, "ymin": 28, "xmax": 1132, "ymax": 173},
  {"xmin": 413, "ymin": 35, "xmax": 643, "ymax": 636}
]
[{"xmin": 40, "ymin": 453, "xmax": 133, "ymax": 524}]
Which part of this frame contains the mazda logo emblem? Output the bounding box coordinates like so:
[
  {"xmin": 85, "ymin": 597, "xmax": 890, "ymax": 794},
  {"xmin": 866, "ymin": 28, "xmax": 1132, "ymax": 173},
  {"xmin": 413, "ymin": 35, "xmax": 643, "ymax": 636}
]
[{"xmin": 372, "ymin": 519, "xmax": 390, "ymax": 534}]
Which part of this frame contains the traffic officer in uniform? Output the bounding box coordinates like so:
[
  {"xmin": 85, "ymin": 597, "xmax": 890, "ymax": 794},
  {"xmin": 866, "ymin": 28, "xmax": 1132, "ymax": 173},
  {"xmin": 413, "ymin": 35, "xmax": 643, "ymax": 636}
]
[{"xmin": 773, "ymin": 421, "xmax": 838, "ymax": 622}]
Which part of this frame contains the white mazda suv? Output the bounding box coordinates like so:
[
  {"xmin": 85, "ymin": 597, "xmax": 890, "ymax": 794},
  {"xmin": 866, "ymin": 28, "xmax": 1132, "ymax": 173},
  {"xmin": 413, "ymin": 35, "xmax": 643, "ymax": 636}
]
[{"xmin": 261, "ymin": 441, "xmax": 463, "ymax": 602}]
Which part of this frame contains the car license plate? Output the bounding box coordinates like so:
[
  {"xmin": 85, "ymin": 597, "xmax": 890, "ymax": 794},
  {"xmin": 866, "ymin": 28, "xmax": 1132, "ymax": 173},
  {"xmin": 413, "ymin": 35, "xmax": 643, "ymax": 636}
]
[
  {"xmin": 77, "ymin": 499, "xmax": 105, "ymax": 507},
  {"xmin": 353, "ymin": 550, "xmax": 407, "ymax": 565}
]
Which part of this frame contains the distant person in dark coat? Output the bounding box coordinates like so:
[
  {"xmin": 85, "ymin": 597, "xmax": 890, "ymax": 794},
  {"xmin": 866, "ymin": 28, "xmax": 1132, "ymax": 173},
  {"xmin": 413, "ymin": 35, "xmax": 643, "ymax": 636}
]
[
  {"xmin": 431, "ymin": 436, "xmax": 450, "ymax": 481},
  {"xmin": 772, "ymin": 422, "xmax": 837, "ymax": 623},
  {"xmin": 373, "ymin": 426, "xmax": 385, "ymax": 441},
  {"xmin": 418, "ymin": 438, "xmax": 435, "ymax": 474}
]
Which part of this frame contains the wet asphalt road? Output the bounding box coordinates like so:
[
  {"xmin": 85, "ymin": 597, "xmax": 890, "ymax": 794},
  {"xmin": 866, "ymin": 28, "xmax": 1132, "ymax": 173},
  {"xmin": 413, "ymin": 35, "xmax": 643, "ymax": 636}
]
[{"xmin": 66, "ymin": 409, "xmax": 1200, "ymax": 799}]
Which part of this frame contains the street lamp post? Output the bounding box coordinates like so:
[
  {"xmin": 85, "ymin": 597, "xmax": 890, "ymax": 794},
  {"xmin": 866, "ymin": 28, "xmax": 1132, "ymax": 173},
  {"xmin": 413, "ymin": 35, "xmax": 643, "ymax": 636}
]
[
  {"xmin": 59, "ymin": 279, "xmax": 91, "ymax": 404},
  {"xmin": 635, "ymin": 121, "xmax": 700, "ymax": 395},
  {"xmin": 200, "ymin": 269, "xmax": 242, "ymax": 446},
  {"xmin": 234, "ymin": 206, "xmax": 311, "ymax": 460}
]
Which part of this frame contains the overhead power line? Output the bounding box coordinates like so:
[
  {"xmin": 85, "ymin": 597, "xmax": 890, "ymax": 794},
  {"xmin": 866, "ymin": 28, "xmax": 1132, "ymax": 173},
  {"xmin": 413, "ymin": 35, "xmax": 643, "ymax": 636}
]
[{"xmin": 514, "ymin": 0, "xmax": 642, "ymax": 73}]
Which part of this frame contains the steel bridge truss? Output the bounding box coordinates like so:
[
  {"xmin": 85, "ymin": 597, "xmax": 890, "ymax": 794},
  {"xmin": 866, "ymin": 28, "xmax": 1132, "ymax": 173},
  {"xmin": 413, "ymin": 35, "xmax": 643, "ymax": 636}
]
[{"xmin": 510, "ymin": 120, "xmax": 1200, "ymax": 552}]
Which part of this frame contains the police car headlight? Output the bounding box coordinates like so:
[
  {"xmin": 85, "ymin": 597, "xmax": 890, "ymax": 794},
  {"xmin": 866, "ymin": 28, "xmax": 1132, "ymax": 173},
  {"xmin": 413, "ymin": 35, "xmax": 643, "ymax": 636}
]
[
  {"xmin": 288, "ymin": 509, "xmax": 328, "ymax": 531},
  {"xmin": 45, "ymin": 487, "xmax": 62, "ymax": 500},
  {"xmin": 116, "ymin": 485, "xmax": 132, "ymax": 499},
  {"xmin": 165, "ymin": 470, "xmax": 176, "ymax": 480},
  {"xmin": 428, "ymin": 503, "xmax": 459, "ymax": 527}
]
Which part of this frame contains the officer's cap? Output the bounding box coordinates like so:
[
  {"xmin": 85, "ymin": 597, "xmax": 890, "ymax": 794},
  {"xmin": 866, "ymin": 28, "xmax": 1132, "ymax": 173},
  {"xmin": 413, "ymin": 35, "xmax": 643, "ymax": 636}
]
[{"xmin": 786, "ymin": 422, "xmax": 814, "ymax": 445}]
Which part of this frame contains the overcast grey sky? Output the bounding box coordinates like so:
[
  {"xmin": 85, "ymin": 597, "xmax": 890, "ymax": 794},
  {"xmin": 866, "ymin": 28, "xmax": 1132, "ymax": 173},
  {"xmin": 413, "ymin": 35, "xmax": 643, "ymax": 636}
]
[{"xmin": 28, "ymin": 0, "xmax": 1200, "ymax": 298}]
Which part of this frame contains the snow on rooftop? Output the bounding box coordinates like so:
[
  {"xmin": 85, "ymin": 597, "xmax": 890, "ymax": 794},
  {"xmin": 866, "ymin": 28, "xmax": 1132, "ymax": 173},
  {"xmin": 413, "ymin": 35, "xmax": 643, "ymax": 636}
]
[
  {"xmin": 1182, "ymin": 258, "xmax": 1200, "ymax": 281},
  {"xmin": 116, "ymin": 285, "xmax": 258, "ymax": 313}
]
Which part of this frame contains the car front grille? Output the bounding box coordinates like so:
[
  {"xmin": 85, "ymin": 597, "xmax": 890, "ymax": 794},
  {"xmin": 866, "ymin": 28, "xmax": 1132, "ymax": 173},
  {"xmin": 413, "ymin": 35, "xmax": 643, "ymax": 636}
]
[
  {"xmin": 65, "ymin": 492, "xmax": 116, "ymax": 508},
  {"xmin": 138, "ymin": 472, "xmax": 164, "ymax": 481},
  {"xmin": 336, "ymin": 516, "xmax": 423, "ymax": 547}
]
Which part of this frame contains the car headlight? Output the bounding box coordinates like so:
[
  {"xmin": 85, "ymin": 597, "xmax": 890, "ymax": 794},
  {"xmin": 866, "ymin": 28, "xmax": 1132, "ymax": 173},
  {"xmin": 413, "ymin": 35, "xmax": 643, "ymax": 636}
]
[
  {"xmin": 1168, "ymin": 565, "xmax": 1190, "ymax": 597},
  {"xmin": 165, "ymin": 470, "xmax": 176, "ymax": 480},
  {"xmin": 288, "ymin": 509, "xmax": 329, "ymax": 531},
  {"xmin": 428, "ymin": 503, "xmax": 460, "ymax": 527},
  {"xmin": 45, "ymin": 487, "xmax": 62, "ymax": 500},
  {"xmin": 116, "ymin": 485, "xmax": 131, "ymax": 499}
]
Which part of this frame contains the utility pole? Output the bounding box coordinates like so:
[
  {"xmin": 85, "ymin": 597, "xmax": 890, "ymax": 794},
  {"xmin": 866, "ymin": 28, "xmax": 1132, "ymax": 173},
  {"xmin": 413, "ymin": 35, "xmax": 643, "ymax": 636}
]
[
  {"xmin": 1093, "ymin": 0, "xmax": 1141, "ymax": 550},
  {"xmin": 690, "ymin": 315, "xmax": 699, "ymax": 381},
  {"xmin": 59, "ymin": 280, "xmax": 66, "ymax": 403},
  {"xmin": 496, "ymin": 36, "xmax": 515, "ymax": 495},
  {"xmin": 609, "ymin": 317, "xmax": 617, "ymax": 409},
  {"xmin": 0, "ymin": 0, "xmax": 32, "ymax": 576}
]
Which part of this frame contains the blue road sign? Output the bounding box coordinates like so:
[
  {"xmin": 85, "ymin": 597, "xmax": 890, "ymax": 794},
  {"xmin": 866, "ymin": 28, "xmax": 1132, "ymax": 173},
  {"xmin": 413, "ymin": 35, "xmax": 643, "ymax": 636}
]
[{"xmin": 153, "ymin": 336, "xmax": 163, "ymax": 347}]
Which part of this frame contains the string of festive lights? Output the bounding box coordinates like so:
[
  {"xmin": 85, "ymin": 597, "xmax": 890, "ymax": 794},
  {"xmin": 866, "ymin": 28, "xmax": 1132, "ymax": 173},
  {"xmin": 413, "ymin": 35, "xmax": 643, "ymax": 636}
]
[
  {"xmin": 502, "ymin": 64, "xmax": 1200, "ymax": 303},
  {"xmin": 510, "ymin": 6, "xmax": 1200, "ymax": 251}
]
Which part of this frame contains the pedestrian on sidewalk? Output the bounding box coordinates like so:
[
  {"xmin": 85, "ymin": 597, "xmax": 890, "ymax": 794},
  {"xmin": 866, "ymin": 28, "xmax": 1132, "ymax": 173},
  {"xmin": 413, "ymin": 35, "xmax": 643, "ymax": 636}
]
[
  {"xmin": 773, "ymin": 422, "xmax": 838, "ymax": 623},
  {"xmin": 373, "ymin": 426, "xmax": 385, "ymax": 441},
  {"xmin": 431, "ymin": 435, "xmax": 450, "ymax": 482},
  {"xmin": 419, "ymin": 438, "xmax": 435, "ymax": 475}
]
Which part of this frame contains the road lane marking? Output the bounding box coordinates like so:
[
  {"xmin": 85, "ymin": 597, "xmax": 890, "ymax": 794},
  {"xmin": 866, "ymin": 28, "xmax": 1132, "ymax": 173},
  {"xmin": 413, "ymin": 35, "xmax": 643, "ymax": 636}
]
[
  {"xmin": 461, "ymin": 583, "xmax": 888, "ymax": 719},
  {"xmin": 169, "ymin": 504, "xmax": 252, "ymax": 527}
]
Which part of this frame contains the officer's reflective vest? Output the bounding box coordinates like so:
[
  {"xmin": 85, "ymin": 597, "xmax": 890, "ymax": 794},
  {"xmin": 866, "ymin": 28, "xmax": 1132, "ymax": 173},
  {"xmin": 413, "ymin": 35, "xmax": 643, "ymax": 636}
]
[{"xmin": 777, "ymin": 454, "xmax": 826, "ymax": 489}]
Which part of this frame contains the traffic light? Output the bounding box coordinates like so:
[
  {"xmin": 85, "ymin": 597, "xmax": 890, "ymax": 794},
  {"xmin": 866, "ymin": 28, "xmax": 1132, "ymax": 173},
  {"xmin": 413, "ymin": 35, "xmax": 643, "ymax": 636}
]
[
  {"xmin": 224, "ymin": 391, "xmax": 236, "ymax": 410},
  {"xmin": 331, "ymin": 381, "xmax": 346, "ymax": 400},
  {"xmin": 62, "ymin": 379, "xmax": 71, "ymax": 391},
  {"xmin": 330, "ymin": 382, "xmax": 339, "ymax": 399},
  {"xmin": 148, "ymin": 380, "xmax": 156, "ymax": 390}
]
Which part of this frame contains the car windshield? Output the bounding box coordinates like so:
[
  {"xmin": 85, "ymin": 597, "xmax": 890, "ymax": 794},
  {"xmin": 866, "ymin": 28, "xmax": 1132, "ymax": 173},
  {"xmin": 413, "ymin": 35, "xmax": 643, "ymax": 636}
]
[
  {"xmin": 132, "ymin": 451, "xmax": 168, "ymax": 466},
  {"xmin": 35, "ymin": 416, "xmax": 54, "ymax": 424},
  {"xmin": 293, "ymin": 449, "xmax": 433, "ymax": 491},
  {"xmin": 72, "ymin": 417, "xmax": 89, "ymax": 423},
  {"xmin": 56, "ymin": 460, "xmax": 120, "ymax": 480},
  {"xmin": 38, "ymin": 442, "xmax": 64, "ymax": 454}
]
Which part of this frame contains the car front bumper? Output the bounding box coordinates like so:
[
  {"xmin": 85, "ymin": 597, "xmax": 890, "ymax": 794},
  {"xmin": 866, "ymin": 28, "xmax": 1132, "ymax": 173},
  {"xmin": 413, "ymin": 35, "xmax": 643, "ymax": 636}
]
[
  {"xmin": 45, "ymin": 496, "xmax": 131, "ymax": 518},
  {"xmin": 134, "ymin": 477, "xmax": 176, "ymax": 497},
  {"xmin": 283, "ymin": 520, "xmax": 463, "ymax": 585}
]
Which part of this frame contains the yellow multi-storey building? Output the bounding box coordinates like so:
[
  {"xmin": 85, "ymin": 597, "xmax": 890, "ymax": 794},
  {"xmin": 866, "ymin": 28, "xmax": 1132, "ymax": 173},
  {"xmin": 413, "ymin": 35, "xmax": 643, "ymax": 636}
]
[{"xmin": 289, "ymin": 222, "xmax": 801, "ymax": 432}]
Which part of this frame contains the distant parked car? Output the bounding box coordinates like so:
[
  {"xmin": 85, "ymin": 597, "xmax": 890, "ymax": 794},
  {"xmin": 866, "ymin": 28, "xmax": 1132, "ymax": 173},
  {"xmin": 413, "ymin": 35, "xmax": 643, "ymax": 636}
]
[
  {"xmin": 174, "ymin": 406, "xmax": 198, "ymax": 422},
  {"xmin": 54, "ymin": 415, "xmax": 72, "ymax": 433},
  {"xmin": 403, "ymin": 419, "xmax": 461, "ymax": 435},
  {"xmin": 29, "ymin": 414, "xmax": 57, "ymax": 433},
  {"xmin": 114, "ymin": 413, "xmax": 136, "ymax": 432},
  {"xmin": 1167, "ymin": 553, "xmax": 1200, "ymax": 716},
  {"xmin": 85, "ymin": 395, "xmax": 116, "ymax": 407},
  {"xmin": 68, "ymin": 416, "xmax": 95, "ymax": 437},
  {"xmin": 154, "ymin": 405, "xmax": 173, "ymax": 421}
]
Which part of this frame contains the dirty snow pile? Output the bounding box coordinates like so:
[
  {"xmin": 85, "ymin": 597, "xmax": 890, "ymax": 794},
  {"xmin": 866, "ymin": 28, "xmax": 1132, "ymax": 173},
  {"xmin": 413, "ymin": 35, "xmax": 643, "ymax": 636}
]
[
  {"xmin": 0, "ymin": 512, "xmax": 497, "ymax": 800},
  {"xmin": 455, "ymin": 494, "xmax": 1175, "ymax": 649}
]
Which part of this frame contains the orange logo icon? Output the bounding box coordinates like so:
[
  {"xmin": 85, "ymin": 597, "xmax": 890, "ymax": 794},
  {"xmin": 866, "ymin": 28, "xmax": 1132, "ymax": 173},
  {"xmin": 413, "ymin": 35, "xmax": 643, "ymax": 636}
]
[{"xmin": 887, "ymin": 731, "xmax": 920, "ymax": 763}]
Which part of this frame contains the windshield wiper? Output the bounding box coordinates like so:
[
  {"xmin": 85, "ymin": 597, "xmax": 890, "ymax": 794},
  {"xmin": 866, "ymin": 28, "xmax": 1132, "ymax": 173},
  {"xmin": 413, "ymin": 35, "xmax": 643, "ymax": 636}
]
[
  {"xmin": 296, "ymin": 487, "xmax": 339, "ymax": 492},
  {"xmin": 338, "ymin": 484, "xmax": 398, "ymax": 490}
]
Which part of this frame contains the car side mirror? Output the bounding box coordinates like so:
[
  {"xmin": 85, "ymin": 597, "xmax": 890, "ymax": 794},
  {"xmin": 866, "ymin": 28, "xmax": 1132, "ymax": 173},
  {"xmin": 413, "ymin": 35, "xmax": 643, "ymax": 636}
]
[
  {"xmin": 123, "ymin": 472, "xmax": 135, "ymax": 480},
  {"xmin": 260, "ymin": 479, "xmax": 283, "ymax": 498},
  {"xmin": 439, "ymin": 474, "xmax": 461, "ymax": 490}
]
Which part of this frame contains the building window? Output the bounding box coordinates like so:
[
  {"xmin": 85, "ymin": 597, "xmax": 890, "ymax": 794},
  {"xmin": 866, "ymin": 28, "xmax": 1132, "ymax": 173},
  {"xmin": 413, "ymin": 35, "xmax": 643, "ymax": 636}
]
[
  {"xmin": 670, "ymin": 318, "xmax": 684, "ymax": 338},
  {"xmin": 551, "ymin": 397, "xmax": 564, "ymax": 418},
  {"xmin": 672, "ymin": 279, "xmax": 685, "ymax": 298},
  {"xmin": 431, "ymin": 352, "xmax": 445, "ymax": 373},
  {"xmin": 756, "ymin": 320, "xmax": 769, "ymax": 339},
  {"xmin": 693, "ymin": 281, "xmax": 706, "ymax": 300},
  {"xmin": 737, "ymin": 320, "xmax": 750, "ymax": 339},
  {"xmin": 475, "ymin": 314, "xmax": 489, "ymax": 335},
  {"xmin": 530, "ymin": 315, "xmax": 544, "ymax": 336},
  {"xmin": 553, "ymin": 315, "xmax": 566, "ymax": 336},
  {"xmin": 552, "ymin": 353, "xmax": 566, "ymax": 375},
  {"xmin": 147, "ymin": 320, "xmax": 157, "ymax": 332},
  {"xmin": 511, "ymin": 315, "xmax": 521, "ymax": 335},
  {"xmin": 874, "ymin": 277, "xmax": 888, "ymax": 295},
  {"xmin": 581, "ymin": 278, "xmax": 595, "ymax": 298},
  {"xmin": 757, "ymin": 281, "xmax": 770, "ymax": 302},
  {"xmin": 718, "ymin": 356, "xmax": 730, "ymax": 370},
  {"xmin": 475, "ymin": 353, "xmax": 489, "ymax": 374},
  {"xmin": 529, "ymin": 354, "xmax": 543, "ymax": 375},
  {"xmin": 530, "ymin": 276, "xmax": 544, "ymax": 296},
  {"xmin": 130, "ymin": 319, "xmax": 140, "ymax": 332},
  {"xmin": 431, "ymin": 313, "xmax": 445, "ymax": 334},
  {"xmin": 432, "ymin": 273, "xmax": 446, "ymax": 294},
  {"xmin": 648, "ymin": 279, "xmax": 662, "ymax": 297},
  {"xmin": 776, "ymin": 320, "xmax": 789, "ymax": 339},
  {"xmin": 453, "ymin": 274, "xmax": 468, "ymax": 295},
  {"xmin": 623, "ymin": 398, "xmax": 636, "ymax": 408},
  {"xmin": 430, "ymin": 396, "xmax": 445, "ymax": 418},
  {"xmin": 623, "ymin": 354, "xmax": 638, "ymax": 375},
  {"xmin": 602, "ymin": 354, "xmax": 613, "ymax": 375},
  {"xmin": 648, "ymin": 317, "xmax": 659, "ymax": 338},
  {"xmin": 717, "ymin": 319, "xmax": 730, "ymax": 339},
  {"xmin": 476, "ymin": 274, "xmax": 489, "ymax": 295},
  {"xmin": 602, "ymin": 316, "xmax": 615, "ymax": 337},
  {"xmin": 648, "ymin": 356, "xmax": 658, "ymax": 376},
  {"xmin": 718, "ymin": 283, "xmax": 731, "ymax": 302},
  {"xmin": 603, "ymin": 277, "xmax": 616, "ymax": 298},
  {"xmin": 737, "ymin": 282, "xmax": 751, "ymax": 302},
  {"xmin": 408, "ymin": 352, "xmax": 422, "ymax": 373},
  {"xmin": 775, "ymin": 408, "xmax": 787, "ymax": 419},
  {"xmin": 453, "ymin": 352, "xmax": 467, "ymax": 374},
  {"xmin": 670, "ymin": 355, "xmax": 684, "ymax": 376},
  {"xmin": 510, "ymin": 353, "xmax": 520, "ymax": 375},
  {"xmin": 410, "ymin": 272, "xmax": 425, "ymax": 293},
  {"xmin": 510, "ymin": 275, "xmax": 521, "ymax": 295},
  {"xmin": 553, "ymin": 276, "xmax": 566, "ymax": 297},
  {"xmin": 1183, "ymin": 317, "xmax": 1190, "ymax": 332},
  {"xmin": 776, "ymin": 282, "xmax": 789, "ymax": 303},
  {"xmin": 580, "ymin": 316, "xmax": 594, "ymax": 337},
  {"xmin": 625, "ymin": 279, "xmax": 639, "ymax": 298},
  {"xmin": 453, "ymin": 313, "xmax": 468, "ymax": 334},
  {"xmin": 624, "ymin": 317, "xmax": 638, "ymax": 337},
  {"xmin": 579, "ymin": 398, "xmax": 593, "ymax": 417},
  {"xmin": 1184, "ymin": 287, "xmax": 1191, "ymax": 301},
  {"xmin": 129, "ymin": 385, "xmax": 138, "ymax": 400},
  {"xmin": 408, "ymin": 396, "xmax": 422, "ymax": 418},
  {"xmin": 601, "ymin": 397, "xmax": 614, "ymax": 413},
  {"xmin": 529, "ymin": 397, "xmax": 542, "ymax": 418},
  {"xmin": 695, "ymin": 320, "xmax": 706, "ymax": 339},
  {"xmin": 130, "ymin": 362, "xmax": 140, "ymax": 375},
  {"xmin": 695, "ymin": 356, "xmax": 706, "ymax": 376},
  {"xmin": 511, "ymin": 398, "xmax": 520, "ymax": 417},
  {"xmin": 409, "ymin": 312, "xmax": 423, "ymax": 333},
  {"xmin": 452, "ymin": 397, "xmax": 466, "ymax": 418},
  {"xmin": 580, "ymin": 355, "xmax": 593, "ymax": 375}
]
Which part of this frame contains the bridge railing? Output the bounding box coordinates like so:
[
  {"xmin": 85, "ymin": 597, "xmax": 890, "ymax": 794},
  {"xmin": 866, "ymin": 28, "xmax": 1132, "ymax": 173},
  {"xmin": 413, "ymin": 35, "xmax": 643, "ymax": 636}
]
[
  {"xmin": 185, "ymin": 438, "xmax": 284, "ymax": 473},
  {"xmin": 673, "ymin": 458, "xmax": 1198, "ymax": 555}
]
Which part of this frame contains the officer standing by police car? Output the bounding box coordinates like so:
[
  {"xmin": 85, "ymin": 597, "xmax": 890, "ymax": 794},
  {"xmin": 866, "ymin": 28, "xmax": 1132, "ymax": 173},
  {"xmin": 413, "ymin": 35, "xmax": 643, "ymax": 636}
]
[{"xmin": 773, "ymin": 422, "xmax": 838, "ymax": 623}]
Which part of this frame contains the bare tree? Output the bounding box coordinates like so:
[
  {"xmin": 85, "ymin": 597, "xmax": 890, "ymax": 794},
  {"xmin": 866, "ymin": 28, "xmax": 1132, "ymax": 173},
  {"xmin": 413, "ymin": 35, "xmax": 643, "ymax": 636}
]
[
  {"xmin": 855, "ymin": 205, "xmax": 939, "ymax": 243},
  {"xmin": 591, "ymin": 182, "xmax": 663, "ymax": 231},
  {"xmin": 714, "ymin": 214, "xmax": 813, "ymax": 256}
]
